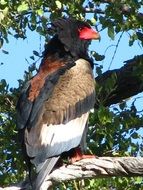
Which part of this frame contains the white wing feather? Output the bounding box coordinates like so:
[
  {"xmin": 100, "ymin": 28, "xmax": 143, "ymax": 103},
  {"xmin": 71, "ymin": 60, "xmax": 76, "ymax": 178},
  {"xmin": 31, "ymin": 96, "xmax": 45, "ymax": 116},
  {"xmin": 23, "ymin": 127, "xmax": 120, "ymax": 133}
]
[{"xmin": 25, "ymin": 112, "xmax": 89, "ymax": 164}]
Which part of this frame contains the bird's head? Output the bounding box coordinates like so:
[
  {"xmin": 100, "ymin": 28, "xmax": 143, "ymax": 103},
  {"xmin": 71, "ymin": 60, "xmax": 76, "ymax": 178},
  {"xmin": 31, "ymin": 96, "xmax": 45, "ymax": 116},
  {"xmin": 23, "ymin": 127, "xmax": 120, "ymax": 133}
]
[{"xmin": 50, "ymin": 18, "xmax": 100, "ymax": 58}]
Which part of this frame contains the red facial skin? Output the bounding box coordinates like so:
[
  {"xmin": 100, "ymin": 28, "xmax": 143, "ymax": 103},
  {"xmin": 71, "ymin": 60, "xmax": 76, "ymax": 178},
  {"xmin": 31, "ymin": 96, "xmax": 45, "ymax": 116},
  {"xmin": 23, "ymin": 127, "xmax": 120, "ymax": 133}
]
[{"xmin": 79, "ymin": 27, "xmax": 100, "ymax": 40}]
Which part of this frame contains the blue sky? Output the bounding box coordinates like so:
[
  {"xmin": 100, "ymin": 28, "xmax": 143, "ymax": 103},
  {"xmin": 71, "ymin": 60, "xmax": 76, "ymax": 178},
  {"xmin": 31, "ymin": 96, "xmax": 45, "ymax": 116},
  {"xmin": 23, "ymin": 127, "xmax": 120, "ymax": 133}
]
[{"xmin": 0, "ymin": 30, "xmax": 44, "ymax": 87}]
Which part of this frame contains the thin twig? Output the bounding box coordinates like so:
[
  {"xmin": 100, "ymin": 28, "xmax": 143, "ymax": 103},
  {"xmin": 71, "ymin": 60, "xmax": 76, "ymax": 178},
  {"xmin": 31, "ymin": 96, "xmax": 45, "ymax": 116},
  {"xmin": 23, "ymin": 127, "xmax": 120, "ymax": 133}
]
[{"xmin": 108, "ymin": 32, "xmax": 124, "ymax": 69}]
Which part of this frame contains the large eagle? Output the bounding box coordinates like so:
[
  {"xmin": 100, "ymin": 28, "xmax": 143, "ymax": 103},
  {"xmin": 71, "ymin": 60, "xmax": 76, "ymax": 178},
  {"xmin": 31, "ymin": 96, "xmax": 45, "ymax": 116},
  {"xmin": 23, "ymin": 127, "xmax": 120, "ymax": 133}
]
[{"xmin": 16, "ymin": 18, "xmax": 100, "ymax": 189}]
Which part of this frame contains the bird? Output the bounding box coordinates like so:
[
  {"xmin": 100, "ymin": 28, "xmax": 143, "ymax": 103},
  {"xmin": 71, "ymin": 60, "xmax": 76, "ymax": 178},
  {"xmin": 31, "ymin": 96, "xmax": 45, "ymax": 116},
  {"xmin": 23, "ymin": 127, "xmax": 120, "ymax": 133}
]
[{"xmin": 16, "ymin": 17, "xmax": 100, "ymax": 189}]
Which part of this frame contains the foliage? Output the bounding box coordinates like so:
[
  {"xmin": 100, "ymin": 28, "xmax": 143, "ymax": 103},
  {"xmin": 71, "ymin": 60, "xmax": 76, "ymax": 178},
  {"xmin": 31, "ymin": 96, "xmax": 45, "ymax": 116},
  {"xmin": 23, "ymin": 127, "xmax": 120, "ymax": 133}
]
[{"xmin": 0, "ymin": 0, "xmax": 143, "ymax": 189}]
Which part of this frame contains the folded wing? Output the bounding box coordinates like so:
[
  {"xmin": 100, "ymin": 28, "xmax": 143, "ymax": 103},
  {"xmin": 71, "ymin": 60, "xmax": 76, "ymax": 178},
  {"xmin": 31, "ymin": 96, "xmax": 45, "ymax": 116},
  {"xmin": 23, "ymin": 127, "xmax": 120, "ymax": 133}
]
[{"xmin": 17, "ymin": 59, "xmax": 95, "ymax": 167}]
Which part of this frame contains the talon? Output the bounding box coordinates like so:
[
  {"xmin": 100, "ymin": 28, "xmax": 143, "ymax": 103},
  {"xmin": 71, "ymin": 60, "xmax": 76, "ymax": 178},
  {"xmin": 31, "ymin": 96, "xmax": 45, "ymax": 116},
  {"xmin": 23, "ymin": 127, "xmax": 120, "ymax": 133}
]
[{"xmin": 70, "ymin": 147, "xmax": 97, "ymax": 163}]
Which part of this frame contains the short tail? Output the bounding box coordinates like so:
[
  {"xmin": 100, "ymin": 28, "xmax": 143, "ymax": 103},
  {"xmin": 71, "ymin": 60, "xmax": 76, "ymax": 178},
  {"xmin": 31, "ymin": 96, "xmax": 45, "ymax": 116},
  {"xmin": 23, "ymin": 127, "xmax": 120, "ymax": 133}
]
[{"xmin": 34, "ymin": 156, "xmax": 60, "ymax": 190}]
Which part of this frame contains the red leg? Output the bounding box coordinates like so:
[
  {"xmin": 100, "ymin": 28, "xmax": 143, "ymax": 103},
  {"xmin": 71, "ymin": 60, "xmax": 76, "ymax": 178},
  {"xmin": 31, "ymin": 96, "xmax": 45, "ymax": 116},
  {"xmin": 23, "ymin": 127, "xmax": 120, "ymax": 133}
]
[{"xmin": 70, "ymin": 147, "xmax": 96, "ymax": 163}]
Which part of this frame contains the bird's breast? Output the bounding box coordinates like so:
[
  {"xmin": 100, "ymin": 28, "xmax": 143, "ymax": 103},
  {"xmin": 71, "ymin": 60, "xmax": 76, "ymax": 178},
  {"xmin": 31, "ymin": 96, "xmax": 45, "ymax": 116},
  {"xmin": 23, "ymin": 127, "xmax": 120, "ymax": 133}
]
[{"xmin": 42, "ymin": 58, "xmax": 95, "ymax": 124}]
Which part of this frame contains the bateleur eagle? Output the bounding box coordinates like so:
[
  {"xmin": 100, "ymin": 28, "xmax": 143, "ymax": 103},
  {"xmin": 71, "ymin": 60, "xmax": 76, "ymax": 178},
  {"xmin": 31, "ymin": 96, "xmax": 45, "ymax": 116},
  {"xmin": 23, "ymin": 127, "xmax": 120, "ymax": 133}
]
[{"xmin": 16, "ymin": 18, "xmax": 100, "ymax": 189}]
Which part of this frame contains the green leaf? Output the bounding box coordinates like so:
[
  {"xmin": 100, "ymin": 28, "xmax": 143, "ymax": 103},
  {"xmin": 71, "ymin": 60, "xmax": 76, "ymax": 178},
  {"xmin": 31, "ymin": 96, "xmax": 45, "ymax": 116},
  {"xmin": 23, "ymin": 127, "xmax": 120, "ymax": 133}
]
[
  {"xmin": 129, "ymin": 38, "xmax": 134, "ymax": 46},
  {"xmin": 3, "ymin": 7, "xmax": 8, "ymax": 15},
  {"xmin": 30, "ymin": 56, "xmax": 35, "ymax": 60},
  {"xmin": 0, "ymin": 38, "xmax": 4, "ymax": 48},
  {"xmin": 2, "ymin": 49, "xmax": 9, "ymax": 54},
  {"xmin": 17, "ymin": 2, "xmax": 29, "ymax": 13},
  {"xmin": 135, "ymin": 177, "xmax": 142, "ymax": 184},
  {"xmin": 108, "ymin": 26, "xmax": 115, "ymax": 40},
  {"xmin": 0, "ymin": 0, "xmax": 7, "ymax": 5},
  {"xmin": 98, "ymin": 106, "xmax": 112, "ymax": 125},
  {"xmin": 36, "ymin": 9, "xmax": 44, "ymax": 16},
  {"xmin": 91, "ymin": 18, "xmax": 96, "ymax": 25},
  {"xmin": 119, "ymin": 101, "xmax": 126, "ymax": 110},
  {"xmin": 92, "ymin": 51, "xmax": 105, "ymax": 61},
  {"xmin": 0, "ymin": 12, "xmax": 4, "ymax": 21},
  {"xmin": 36, "ymin": 26, "xmax": 43, "ymax": 33},
  {"xmin": 0, "ymin": 79, "xmax": 7, "ymax": 88},
  {"xmin": 55, "ymin": 0, "xmax": 62, "ymax": 9},
  {"xmin": 96, "ymin": 65, "xmax": 103, "ymax": 75},
  {"xmin": 33, "ymin": 50, "xmax": 39, "ymax": 57},
  {"xmin": 131, "ymin": 132, "xmax": 139, "ymax": 139}
]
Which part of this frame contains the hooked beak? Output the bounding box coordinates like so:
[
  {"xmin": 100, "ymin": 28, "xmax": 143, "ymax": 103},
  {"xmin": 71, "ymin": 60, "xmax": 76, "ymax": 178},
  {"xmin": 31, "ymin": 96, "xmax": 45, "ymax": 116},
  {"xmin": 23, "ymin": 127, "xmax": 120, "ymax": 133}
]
[
  {"xmin": 91, "ymin": 29, "xmax": 100, "ymax": 41},
  {"xmin": 79, "ymin": 27, "xmax": 100, "ymax": 41}
]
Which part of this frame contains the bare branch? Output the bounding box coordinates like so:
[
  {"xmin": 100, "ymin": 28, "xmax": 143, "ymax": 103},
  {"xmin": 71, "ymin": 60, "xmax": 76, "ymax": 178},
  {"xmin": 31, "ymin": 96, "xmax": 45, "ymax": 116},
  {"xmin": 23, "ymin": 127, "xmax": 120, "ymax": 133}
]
[
  {"xmin": 95, "ymin": 54, "xmax": 143, "ymax": 107},
  {"xmin": 1, "ymin": 157, "xmax": 143, "ymax": 190},
  {"xmin": 44, "ymin": 157, "xmax": 143, "ymax": 189}
]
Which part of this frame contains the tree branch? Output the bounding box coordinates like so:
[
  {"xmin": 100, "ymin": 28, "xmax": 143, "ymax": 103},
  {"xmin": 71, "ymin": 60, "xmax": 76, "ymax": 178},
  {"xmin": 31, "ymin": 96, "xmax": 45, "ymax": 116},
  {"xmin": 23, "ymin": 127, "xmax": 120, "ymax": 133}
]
[
  {"xmin": 95, "ymin": 54, "xmax": 143, "ymax": 107},
  {"xmin": 1, "ymin": 157, "xmax": 143, "ymax": 190}
]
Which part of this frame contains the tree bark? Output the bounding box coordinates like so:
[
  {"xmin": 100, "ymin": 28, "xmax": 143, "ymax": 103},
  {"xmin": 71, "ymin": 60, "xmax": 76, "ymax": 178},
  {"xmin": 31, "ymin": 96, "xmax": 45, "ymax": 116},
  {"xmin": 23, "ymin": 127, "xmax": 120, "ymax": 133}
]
[
  {"xmin": 1, "ymin": 157, "xmax": 143, "ymax": 190},
  {"xmin": 95, "ymin": 54, "xmax": 143, "ymax": 108}
]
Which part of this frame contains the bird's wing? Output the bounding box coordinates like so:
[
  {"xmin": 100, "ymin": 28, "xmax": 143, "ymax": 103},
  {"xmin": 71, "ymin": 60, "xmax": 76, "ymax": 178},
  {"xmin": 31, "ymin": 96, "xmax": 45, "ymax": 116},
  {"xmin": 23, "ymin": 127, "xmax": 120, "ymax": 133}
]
[
  {"xmin": 17, "ymin": 58, "xmax": 95, "ymax": 165},
  {"xmin": 16, "ymin": 58, "xmax": 75, "ymax": 130}
]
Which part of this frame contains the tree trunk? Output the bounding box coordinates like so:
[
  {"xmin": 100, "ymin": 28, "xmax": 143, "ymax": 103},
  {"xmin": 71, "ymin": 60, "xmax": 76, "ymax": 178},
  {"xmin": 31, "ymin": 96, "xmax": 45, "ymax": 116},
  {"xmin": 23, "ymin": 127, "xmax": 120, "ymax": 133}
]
[{"xmin": 95, "ymin": 54, "xmax": 143, "ymax": 107}]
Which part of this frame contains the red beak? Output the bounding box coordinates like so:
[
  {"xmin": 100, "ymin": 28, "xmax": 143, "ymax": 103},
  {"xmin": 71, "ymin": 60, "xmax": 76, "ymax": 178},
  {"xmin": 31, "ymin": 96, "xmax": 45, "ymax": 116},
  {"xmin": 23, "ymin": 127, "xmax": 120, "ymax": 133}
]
[{"xmin": 79, "ymin": 27, "xmax": 100, "ymax": 40}]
